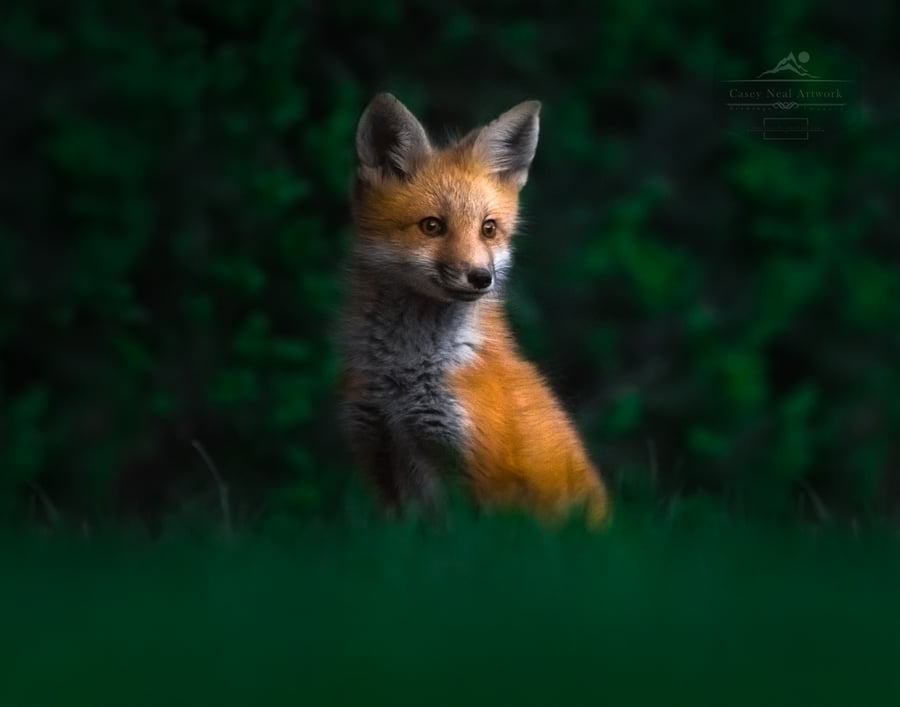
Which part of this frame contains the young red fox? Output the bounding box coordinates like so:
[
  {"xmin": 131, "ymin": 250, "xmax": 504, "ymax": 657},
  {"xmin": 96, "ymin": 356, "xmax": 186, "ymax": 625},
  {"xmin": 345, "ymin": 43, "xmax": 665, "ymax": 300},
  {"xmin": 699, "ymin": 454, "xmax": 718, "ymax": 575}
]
[{"xmin": 339, "ymin": 93, "xmax": 609, "ymax": 525}]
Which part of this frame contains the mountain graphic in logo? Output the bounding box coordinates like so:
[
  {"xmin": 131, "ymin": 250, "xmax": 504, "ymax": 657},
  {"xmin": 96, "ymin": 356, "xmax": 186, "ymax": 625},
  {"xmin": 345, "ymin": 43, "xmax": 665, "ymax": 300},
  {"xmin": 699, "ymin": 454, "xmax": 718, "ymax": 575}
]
[{"xmin": 757, "ymin": 51, "xmax": 819, "ymax": 78}]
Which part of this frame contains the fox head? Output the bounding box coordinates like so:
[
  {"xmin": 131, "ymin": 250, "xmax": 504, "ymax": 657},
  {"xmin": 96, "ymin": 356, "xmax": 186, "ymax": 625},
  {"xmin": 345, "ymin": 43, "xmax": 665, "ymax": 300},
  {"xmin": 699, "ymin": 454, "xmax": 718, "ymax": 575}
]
[{"xmin": 352, "ymin": 93, "xmax": 540, "ymax": 303}]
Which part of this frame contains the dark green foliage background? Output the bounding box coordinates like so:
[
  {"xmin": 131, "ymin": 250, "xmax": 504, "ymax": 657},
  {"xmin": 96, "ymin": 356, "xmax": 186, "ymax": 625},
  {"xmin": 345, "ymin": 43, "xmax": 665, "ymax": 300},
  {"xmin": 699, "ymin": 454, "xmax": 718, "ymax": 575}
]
[{"xmin": 2, "ymin": 0, "xmax": 899, "ymax": 525}]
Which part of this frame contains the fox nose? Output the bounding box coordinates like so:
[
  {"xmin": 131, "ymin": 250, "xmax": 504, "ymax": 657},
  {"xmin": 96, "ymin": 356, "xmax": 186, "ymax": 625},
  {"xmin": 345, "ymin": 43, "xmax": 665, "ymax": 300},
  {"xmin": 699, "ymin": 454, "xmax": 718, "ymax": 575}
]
[{"xmin": 467, "ymin": 268, "xmax": 493, "ymax": 290}]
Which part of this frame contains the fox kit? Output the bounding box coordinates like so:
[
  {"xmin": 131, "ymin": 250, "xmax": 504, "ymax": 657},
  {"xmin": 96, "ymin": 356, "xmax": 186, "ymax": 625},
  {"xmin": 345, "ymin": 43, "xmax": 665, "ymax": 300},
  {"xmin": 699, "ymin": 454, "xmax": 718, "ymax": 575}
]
[{"xmin": 339, "ymin": 93, "xmax": 609, "ymax": 525}]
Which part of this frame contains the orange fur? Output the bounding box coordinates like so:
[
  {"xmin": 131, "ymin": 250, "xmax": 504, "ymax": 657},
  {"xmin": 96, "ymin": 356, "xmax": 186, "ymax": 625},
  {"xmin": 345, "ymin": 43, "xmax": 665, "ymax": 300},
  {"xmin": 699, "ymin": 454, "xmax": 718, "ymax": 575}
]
[
  {"xmin": 449, "ymin": 303, "xmax": 609, "ymax": 526},
  {"xmin": 355, "ymin": 148, "xmax": 522, "ymax": 269}
]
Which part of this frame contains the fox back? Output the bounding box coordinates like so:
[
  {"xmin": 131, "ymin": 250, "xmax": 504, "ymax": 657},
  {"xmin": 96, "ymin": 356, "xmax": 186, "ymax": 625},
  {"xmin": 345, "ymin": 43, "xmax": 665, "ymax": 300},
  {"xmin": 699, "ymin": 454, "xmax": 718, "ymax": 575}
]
[{"xmin": 339, "ymin": 94, "xmax": 609, "ymax": 524}]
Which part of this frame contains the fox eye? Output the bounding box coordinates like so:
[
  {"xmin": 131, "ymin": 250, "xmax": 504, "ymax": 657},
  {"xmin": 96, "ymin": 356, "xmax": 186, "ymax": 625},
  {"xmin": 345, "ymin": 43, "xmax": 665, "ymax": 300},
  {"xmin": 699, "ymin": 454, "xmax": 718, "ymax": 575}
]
[
  {"xmin": 419, "ymin": 217, "xmax": 446, "ymax": 237},
  {"xmin": 482, "ymin": 219, "xmax": 498, "ymax": 239}
]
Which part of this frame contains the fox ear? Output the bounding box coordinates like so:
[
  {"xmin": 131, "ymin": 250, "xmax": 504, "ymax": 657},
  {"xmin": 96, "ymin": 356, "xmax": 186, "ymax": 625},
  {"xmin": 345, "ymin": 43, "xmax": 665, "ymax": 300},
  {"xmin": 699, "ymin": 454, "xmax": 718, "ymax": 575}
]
[
  {"xmin": 356, "ymin": 93, "xmax": 431, "ymax": 181},
  {"xmin": 474, "ymin": 100, "xmax": 541, "ymax": 187}
]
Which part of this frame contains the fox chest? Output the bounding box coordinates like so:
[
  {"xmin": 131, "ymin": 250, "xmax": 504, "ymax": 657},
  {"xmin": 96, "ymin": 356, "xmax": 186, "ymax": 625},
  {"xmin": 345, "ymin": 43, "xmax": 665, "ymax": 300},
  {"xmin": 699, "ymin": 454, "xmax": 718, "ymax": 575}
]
[{"xmin": 341, "ymin": 301, "xmax": 479, "ymax": 449}]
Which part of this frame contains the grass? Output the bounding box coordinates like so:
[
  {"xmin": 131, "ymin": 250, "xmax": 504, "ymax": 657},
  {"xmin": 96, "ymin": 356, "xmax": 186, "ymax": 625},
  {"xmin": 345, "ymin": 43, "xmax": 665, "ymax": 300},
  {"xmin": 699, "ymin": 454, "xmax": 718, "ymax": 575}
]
[{"xmin": 1, "ymin": 500, "xmax": 899, "ymax": 706}]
